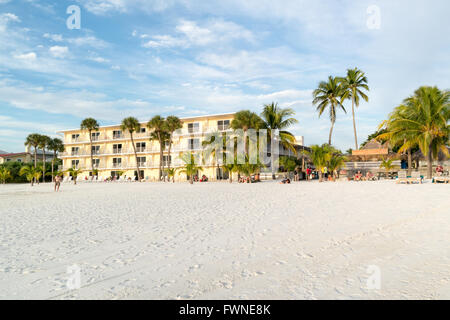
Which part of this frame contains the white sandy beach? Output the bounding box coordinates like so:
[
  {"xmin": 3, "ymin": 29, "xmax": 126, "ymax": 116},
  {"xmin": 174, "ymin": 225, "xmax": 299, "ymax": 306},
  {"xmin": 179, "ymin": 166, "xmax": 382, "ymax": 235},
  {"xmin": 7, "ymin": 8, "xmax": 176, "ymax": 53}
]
[{"xmin": 0, "ymin": 180, "xmax": 449, "ymax": 300}]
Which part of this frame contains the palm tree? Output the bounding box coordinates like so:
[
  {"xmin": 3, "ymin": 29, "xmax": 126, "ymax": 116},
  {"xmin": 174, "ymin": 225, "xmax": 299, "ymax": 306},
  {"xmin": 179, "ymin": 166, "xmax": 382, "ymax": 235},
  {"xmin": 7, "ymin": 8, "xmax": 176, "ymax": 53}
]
[
  {"xmin": 80, "ymin": 118, "xmax": 100, "ymax": 175},
  {"xmin": 0, "ymin": 167, "xmax": 12, "ymax": 184},
  {"xmin": 19, "ymin": 165, "xmax": 41, "ymax": 186},
  {"xmin": 377, "ymin": 105, "xmax": 414, "ymax": 175},
  {"xmin": 165, "ymin": 116, "xmax": 183, "ymax": 177},
  {"xmin": 327, "ymin": 152, "xmax": 347, "ymax": 181},
  {"xmin": 121, "ymin": 117, "xmax": 142, "ymax": 181},
  {"xmin": 148, "ymin": 115, "xmax": 167, "ymax": 181},
  {"xmin": 380, "ymin": 158, "xmax": 395, "ymax": 178},
  {"xmin": 165, "ymin": 168, "xmax": 178, "ymax": 183},
  {"xmin": 303, "ymin": 144, "xmax": 332, "ymax": 182},
  {"xmin": 66, "ymin": 167, "xmax": 82, "ymax": 185},
  {"xmin": 24, "ymin": 133, "xmax": 41, "ymax": 170},
  {"xmin": 38, "ymin": 135, "xmax": 51, "ymax": 183},
  {"xmin": 261, "ymin": 102, "xmax": 299, "ymax": 179},
  {"xmin": 222, "ymin": 163, "xmax": 237, "ymax": 183},
  {"xmin": 379, "ymin": 86, "xmax": 449, "ymax": 179},
  {"xmin": 231, "ymin": 110, "xmax": 263, "ymax": 156},
  {"xmin": 47, "ymin": 138, "xmax": 65, "ymax": 182},
  {"xmin": 339, "ymin": 68, "xmax": 370, "ymax": 150},
  {"xmin": 313, "ymin": 76, "xmax": 346, "ymax": 145},
  {"xmin": 179, "ymin": 152, "xmax": 202, "ymax": 184},
  {"xmin": 202, "ymin": 130, "xmax": 225, "ymax": 180}
]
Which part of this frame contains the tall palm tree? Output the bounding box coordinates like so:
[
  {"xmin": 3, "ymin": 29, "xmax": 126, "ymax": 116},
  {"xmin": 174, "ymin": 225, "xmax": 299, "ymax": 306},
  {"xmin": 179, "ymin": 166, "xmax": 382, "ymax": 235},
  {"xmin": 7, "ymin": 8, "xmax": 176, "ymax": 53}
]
[
  {"xmin": 202, "ymin": 130, "xmax": 225, "ymax": 180},
  {"xmin": 231, "ymin": 110, "xmax": 263, "ymax": 156},
  {"xmin": 377, "ymin": 105, "xmax": 415, "ymax": 175},
  {"xmin": 80, "ymin": 118, "xmax": 100, "ymax": 175},
  {"xmin": 147, "ymin": 115, "xmax": 167, "ymax": 181},
  {"xmin": 47, "ymin": 138, "xmax": 65, "ymax": 182},
  {"xmin": 121, "ymin": 117, "xmax": 142, "ymax": 181},
  {"xmin": 303, "ymin": 144, "xmax": 332, "ymax": 182},
  {"xmin": 261, "ymin": 102, "xmax": 299, "ymax": 179},
  {"xmin": 165, "ymin": 116, "xmax": 183, "ymax": 175},
  {"xmin": 179, "ymin": 152, "xmax": 202, "ymax": 184},
  {"xmin": 339, "ymin": 67, "xmax": 369, "ymax": 150},
  {"xmin": 313, "ymin": 76, "xmax": 346, "ymax": 145},
  {"xmin": 24, "ymin": 133, "xmax": 41, "ymax": 169},
  {"xmin": 38, "ymin": 135, "xmax": 51, "ymax": 183},
  {"xmin": 379, "ymin": 86, "xmax": 449, "ymax": 179}
]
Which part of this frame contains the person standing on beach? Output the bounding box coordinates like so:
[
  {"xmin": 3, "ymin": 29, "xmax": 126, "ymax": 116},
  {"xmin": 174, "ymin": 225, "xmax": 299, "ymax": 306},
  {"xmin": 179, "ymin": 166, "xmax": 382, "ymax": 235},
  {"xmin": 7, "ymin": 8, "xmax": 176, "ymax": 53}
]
[{"xmin": 54, "ymin": 175, "xmax": 62, "ymax": 192}]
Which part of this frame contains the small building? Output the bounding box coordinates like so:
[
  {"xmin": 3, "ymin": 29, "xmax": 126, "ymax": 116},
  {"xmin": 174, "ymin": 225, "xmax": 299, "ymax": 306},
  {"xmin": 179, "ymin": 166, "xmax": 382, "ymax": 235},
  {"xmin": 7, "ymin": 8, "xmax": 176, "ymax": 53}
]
[{"xmin": 0, "ymin": 148, "xmax": 53, "ymax": 165}]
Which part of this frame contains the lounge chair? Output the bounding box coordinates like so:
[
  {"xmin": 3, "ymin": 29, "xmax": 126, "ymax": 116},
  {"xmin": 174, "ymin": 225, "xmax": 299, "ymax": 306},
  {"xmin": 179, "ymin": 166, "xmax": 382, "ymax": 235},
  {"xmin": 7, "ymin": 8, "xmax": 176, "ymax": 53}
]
[
  {"xmin": 408, "ymin": 171, "xmax": 423, "ymax": 184},
  {"xmin": 396, "ymin": 171, "xmax": 408, "ymax": 184},
  {"xmin": 433, "ymin": 176, "xmax": 450, "ymax": 184}
]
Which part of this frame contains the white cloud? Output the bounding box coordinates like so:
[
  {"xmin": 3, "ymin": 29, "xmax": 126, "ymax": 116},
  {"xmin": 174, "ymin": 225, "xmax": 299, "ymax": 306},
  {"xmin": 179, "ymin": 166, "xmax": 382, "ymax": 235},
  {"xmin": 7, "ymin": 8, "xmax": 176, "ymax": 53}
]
[
  {"xmin": 79, "ymin": 0, "xmax": 175, "ymax": 15},
  {"xmin": 0, "ymin": 12, "xmax": 20, "ymax": 31},
  {"xmin": 89, "ymin": 56, "xmax": 109, "ymax": 63},
  {"xmin": 43, "ymin": 33, "xmax": 63, "ymax": 42},
  {"xmin": 13, "ymin": 52, "xmax": 37, "ymax": 61},
  {"xmin": 142, "ymin": 19, "xmax": 254, "ymax": 48},
  {"xmin": 66, "ymin": 35, "xmax": 108, "ymax": 48},
  {"xmin": 49, "ymin": 46, "xmax": 69, "ymax": 58}
]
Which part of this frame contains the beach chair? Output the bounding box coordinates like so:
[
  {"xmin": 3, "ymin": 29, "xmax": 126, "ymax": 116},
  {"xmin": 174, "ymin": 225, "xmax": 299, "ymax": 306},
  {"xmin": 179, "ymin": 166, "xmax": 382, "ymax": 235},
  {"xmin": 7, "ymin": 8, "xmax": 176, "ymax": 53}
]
[
  {"xmin": 396, "ymin": 171, "xmax": 408, "ymax": 184},
  {"xmin": 408, "ymin": 171, "xmax": 422, "ymax": 184},
  {"xmin": 433, "ymin": 176, "xmax": 450, "ymax": 184}
]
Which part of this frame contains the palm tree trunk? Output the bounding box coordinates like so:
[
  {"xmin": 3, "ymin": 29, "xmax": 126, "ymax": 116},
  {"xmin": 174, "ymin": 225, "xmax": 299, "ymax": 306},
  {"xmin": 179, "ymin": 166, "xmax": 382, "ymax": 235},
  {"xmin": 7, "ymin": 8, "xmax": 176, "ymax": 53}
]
[
  {"xmin": 42, "ymin": 148, "xmax": 46, "ymax": 183},
  {"xmin": 407, "ymin": 149, "xmax": 412, "ymax": 176},
  {"xmin": 158, "ymin": 135, "xmax": 163, "ymax": 181},
  {"xmin": 89, "ymin": 131, "xmax": 94, "ymax": 177},
  {"xmin": 352, "ymin": 96, "xmax": 358, "ymax": 150},
  {"xmin": 427, "ymin": 146, "xmax": 433, "ymax": 179},
  {"xmin": 328, "ymin": 119, "xmax": 335, "ymax": 145},
  {"xmin": 34, "ymin": 148, "xmax": 37, "ymax": 184},
  {"xmin": 130, "ymin": 134, "xmax": 141, "ymax": 181},
  {"xmin": 271, "ymin": 151, "xmax": 276, "ymax": 180}
]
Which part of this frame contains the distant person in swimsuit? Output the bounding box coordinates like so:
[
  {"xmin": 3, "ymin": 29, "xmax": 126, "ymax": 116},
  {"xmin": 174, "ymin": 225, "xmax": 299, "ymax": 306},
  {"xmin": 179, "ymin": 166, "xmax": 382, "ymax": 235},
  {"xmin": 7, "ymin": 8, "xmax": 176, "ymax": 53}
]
[{"xmin": 54, "ymin": 175, "xmax": 62, "ymax": 192}]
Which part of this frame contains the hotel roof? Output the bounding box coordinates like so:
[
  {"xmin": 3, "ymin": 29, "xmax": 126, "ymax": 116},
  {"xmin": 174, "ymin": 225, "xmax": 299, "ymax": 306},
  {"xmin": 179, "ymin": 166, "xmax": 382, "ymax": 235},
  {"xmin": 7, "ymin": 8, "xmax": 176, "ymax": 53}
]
[{"xmin": 57, "ymin": 112, "xmax": 236, "ymax": 133}]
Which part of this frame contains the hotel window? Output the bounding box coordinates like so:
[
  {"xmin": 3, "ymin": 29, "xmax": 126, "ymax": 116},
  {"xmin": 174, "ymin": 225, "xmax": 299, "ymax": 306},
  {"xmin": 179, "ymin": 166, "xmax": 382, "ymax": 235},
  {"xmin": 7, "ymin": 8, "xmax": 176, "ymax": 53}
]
[
  {"xmin": 163, "ymin": 155, "xmax": 172, "ymax": 167},
  {"xmin": 71, "ymin": 160, "xmax": 80, "ymax": 168},
  {"xmin": 188, "ymin": 123, "xmax": 200, "ymax": 133},
  {"xmin": 139, "ymin": 127, "xmax": 146, "ymax": 133},
  {"xmin": 92, "ymin": 159, "xmax": 100, "ymax": 168},
  {"xmin": 91, "ymin": 132, "xmax": 100, "ymax": 141},
  {"xmin": 137, "ymin": 156, "xmax": 146, "ymax": 166},
  {"xmin": 112, "ymin": 158, "xmax": 122, "ymax": 168},
  {"xmin": 136, "ymin": 142, "xmax": 146, "ymax": 152},
  {"xmin": 113, "ymin": 130, "xmax": 123, "ymax": 139},
  {"xmin": 71, "ymin": 147, "xmax": 79, "ymax": 155},
  {"xmin": 218, "ymin": 120, "xmax": 230, "ymax": 131},
  {"xmin": 17, "ymin": 159, "xmax": 22, "ymax": 162},
  {"xmin": 188, "ymin": 139, "xmax": 200, "ymax": 150},
  {"xmin": 113, "ymin": 144, "xmax": 122, "ymax": 154},
  {"xmin": 71, "ymin": 134, "xmax": 80, "ymax": 142},
  {"xmin": 91, "ymin": 145, "xmax": 100, "ymax": 155}
]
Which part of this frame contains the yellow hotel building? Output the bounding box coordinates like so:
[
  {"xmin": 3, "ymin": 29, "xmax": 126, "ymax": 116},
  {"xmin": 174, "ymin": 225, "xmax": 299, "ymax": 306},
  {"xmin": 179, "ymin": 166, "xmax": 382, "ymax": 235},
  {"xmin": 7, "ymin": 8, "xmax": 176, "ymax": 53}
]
[{"xmin": 59, "ymin": 112, "xmax": 303, "ymax": 181}]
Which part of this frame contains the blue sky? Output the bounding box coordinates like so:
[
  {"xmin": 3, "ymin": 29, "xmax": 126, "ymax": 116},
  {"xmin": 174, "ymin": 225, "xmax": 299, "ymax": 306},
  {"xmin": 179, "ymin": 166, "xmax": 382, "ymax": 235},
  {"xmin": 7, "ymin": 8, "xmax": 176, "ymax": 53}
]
[{"xmin": 0, "ymin": 0, "xmax": 449, "ymax": 152}]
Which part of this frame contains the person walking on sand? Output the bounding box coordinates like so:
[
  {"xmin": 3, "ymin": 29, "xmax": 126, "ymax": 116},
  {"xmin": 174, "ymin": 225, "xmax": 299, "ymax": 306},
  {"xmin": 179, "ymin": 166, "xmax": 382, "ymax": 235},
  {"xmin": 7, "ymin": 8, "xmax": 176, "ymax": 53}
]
[{"xmin": 54, "ymin": 175, "xmax": 62, "ymax": 192}]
